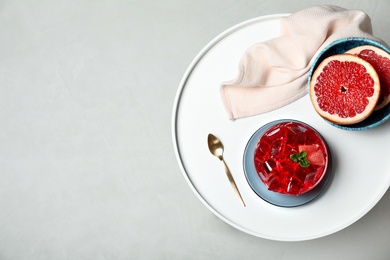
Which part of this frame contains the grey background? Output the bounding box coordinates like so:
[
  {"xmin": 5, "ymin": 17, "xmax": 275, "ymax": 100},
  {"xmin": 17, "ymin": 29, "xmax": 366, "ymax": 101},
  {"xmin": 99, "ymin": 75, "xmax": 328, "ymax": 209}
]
[{"xmin": 0, "ymin": 0, "xmax": 389, "ymax": 259}]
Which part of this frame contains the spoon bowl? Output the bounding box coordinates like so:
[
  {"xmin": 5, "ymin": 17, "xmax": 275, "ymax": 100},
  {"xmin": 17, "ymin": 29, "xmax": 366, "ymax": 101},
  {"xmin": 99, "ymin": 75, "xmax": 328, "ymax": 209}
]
[{"xmin": 207, "ymin": 134, "xmax": 224, "ymax": 160}]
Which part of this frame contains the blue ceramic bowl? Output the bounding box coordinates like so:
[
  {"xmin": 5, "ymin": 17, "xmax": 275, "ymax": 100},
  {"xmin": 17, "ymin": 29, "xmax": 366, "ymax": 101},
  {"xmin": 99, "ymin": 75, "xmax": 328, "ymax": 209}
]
[
  {"xmin": 308, "ymin": 37, "xmax": 390, "ymax": 131},
  {"xmin": 243, "ymin": 119, "xmax": 333, "ymax": 207}
]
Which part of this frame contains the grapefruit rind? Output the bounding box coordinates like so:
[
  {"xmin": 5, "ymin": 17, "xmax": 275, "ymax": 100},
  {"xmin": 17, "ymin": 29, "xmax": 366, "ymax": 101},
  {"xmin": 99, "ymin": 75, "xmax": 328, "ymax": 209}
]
[
  {"xmin": 346, "ymin": 45, "xmax": 390, "ymax": 110},
  {"xmin": 310, "ymin": 54, "xmax": 380, "ymax": 125}
]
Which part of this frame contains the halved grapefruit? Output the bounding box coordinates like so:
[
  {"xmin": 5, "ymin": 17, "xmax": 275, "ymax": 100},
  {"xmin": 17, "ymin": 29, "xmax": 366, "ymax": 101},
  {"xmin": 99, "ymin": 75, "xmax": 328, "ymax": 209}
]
[
  {"xmin": 310, "ymin": 54, "xmax": 380, "ymax": 125},
  {"xmin": 346, "ymin": 45, "xmax": 390, "ymax": 110}
]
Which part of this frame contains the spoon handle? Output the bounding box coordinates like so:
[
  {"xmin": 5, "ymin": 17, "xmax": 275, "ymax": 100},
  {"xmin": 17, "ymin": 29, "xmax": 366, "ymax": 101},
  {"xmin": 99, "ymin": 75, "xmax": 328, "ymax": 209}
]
[{"xmin": 220, "ymin": 159, "xmax": 246, "ymax": 207}]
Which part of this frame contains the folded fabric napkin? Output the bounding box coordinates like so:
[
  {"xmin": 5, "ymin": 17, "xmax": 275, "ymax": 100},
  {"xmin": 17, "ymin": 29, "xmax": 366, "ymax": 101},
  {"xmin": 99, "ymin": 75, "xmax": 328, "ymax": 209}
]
[{"xmin": 220, "ymin": 5, "xmax": 384, "ymax": 120}]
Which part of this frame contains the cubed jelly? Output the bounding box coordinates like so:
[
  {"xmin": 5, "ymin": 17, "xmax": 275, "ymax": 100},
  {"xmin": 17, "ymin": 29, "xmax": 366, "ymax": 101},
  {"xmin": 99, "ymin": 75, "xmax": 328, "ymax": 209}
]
[{"xmin": 254, "ymin": 121, "xmax": 328, "ymax": 195}]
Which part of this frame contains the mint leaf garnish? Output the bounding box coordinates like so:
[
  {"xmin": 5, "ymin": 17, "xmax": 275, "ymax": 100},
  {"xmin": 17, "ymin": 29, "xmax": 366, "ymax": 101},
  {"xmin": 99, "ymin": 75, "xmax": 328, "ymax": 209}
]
[{"xmin": 290, "ymin": 150, "xmax": 310, "ymax": 168}]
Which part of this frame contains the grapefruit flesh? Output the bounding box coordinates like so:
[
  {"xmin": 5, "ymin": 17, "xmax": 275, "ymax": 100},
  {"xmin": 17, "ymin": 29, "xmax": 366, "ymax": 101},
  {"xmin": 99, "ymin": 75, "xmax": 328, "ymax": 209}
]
[
  {"xmin": 346, "ymin": 45, "xmax": 390, "ymax": 110},
  {"xmin": 310, "ymin": 54, "xmax": 380, "ymax": 125},
  {"xmin": 298, "ymin": 144, "xmax": 325, "ymax": 166}
]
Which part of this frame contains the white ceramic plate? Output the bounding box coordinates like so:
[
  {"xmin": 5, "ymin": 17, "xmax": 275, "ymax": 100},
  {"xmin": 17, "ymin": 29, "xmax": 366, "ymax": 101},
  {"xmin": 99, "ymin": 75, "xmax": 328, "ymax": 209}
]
[{"xmin": 172, "ymin": 14, "xmax": 390, "ymax": 241}]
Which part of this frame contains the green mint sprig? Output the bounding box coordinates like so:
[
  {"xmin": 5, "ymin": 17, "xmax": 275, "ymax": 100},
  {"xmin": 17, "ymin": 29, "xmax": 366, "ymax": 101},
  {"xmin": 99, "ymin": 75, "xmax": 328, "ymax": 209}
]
[{"xmin": 290, "ymin": 150, "xmax": 310, "ymax": 168}]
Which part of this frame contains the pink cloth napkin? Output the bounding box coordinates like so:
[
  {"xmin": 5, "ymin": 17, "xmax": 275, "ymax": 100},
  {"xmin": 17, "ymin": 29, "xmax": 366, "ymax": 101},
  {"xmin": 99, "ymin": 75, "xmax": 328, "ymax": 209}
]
[{"xmin": 220, "ymin": 5, "xmax": 383, "ymax": 120}]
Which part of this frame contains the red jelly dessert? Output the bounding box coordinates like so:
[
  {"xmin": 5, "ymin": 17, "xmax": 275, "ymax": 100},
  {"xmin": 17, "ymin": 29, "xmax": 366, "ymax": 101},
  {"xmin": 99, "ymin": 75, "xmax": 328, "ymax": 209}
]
[{"xmin": 254, "ymin": 121, "xmax": 328, "ymax": 195}]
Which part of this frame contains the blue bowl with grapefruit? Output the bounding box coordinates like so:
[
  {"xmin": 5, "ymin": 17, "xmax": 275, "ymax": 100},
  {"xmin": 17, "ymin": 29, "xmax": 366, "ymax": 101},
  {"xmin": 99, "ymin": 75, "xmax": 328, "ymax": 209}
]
[{"xmin": 308, "ymin": 37, "xmax": 390, "ymax": 131}]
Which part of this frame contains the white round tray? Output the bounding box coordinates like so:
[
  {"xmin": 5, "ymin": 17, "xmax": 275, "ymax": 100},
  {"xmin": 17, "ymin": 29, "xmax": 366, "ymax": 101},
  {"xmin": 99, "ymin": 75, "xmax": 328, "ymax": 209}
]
[{"xmin": 172, "ymin": 14, "xmax": 390, "ymax": 241}]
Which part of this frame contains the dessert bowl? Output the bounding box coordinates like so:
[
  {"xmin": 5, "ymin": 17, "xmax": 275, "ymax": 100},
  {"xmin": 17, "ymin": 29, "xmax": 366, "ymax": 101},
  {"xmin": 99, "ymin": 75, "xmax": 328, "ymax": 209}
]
[{"xmin": 243, "ymin": 119, "xmax": 333, "ymax": 207}]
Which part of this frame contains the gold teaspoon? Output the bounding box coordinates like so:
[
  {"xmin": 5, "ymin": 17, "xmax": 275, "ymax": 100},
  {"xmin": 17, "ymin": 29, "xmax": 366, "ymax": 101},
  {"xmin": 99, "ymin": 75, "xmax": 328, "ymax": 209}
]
[{"xmin": 207, "ymin": 133, "xmax": 246, "ymax": 207}]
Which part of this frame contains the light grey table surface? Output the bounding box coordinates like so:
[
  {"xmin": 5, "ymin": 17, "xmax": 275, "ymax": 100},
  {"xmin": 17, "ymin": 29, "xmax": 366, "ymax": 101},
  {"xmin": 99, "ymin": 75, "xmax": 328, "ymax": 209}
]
[{"xmin": 0, "ymin": 0, "xmax": 389, "ymax": 259}]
